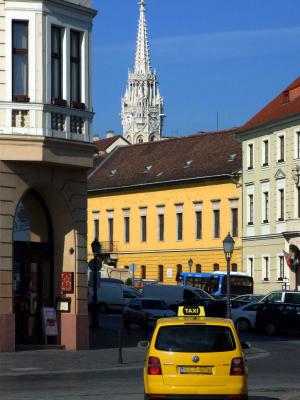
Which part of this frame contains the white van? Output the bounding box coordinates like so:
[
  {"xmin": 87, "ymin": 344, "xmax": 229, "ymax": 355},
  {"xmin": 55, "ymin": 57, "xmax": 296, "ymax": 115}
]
[
  {"xmin": 142, "ymin": 284, "xmax": 212, "ymax": 307},
  {"xmin": 88, "ymin": 281, "xmax": 140, "ymax": 312}
]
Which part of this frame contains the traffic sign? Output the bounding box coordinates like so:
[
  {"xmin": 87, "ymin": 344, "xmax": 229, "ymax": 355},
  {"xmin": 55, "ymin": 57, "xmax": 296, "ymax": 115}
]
[{"xmin": 129, "ymin": 263, "xmax": 137, "ymax": 272}]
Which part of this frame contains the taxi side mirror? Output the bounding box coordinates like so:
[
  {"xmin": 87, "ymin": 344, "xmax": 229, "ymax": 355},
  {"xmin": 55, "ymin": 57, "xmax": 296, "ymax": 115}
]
[
  {"xmin": 241, "ymin": 341, "xmax": 251, "ymax": 349},
  {"xmin": 137, "ymin": 340, "xmax": 149, "ymax": 350}
]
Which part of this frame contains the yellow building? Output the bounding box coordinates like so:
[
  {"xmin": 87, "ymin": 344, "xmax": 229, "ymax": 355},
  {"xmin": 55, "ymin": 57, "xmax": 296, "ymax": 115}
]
[{"xmin": 88, "ymin": 130, "xmax": 242, "ymax": 284}]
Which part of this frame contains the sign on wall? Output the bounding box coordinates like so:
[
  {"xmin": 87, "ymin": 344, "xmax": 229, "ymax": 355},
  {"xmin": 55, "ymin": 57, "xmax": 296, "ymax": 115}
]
[
  {"xmin": 61, "ymin": 272, "xmax": 74, "ymax": 293},
  {"xmin": 167, "ymin": 268, "xmax": 173, "ymax": 278}
]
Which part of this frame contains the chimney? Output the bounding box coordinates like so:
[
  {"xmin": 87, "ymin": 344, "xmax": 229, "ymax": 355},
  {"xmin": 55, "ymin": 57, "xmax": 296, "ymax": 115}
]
[{"xmin": 106, "ymin": 130, "xmax": 114, "ymax": 138}]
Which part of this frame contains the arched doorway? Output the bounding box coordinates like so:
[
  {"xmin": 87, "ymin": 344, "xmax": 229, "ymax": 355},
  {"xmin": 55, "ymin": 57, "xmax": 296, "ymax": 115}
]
[{"xmin": 13, "ymin": 190, "xmax": 54, "ymax": 345}]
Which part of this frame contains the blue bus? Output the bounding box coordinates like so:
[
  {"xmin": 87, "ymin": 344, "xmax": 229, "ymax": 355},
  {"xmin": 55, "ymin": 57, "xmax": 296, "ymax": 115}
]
[{"xmin": 177, "ymin": 272, "xmax": 254, "ymax": 297}]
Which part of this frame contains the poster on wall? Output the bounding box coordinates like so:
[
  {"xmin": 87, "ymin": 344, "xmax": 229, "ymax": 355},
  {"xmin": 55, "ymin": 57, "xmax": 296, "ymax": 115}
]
[{"xmin": 41, "ymin": 307, "xmax": 58, "ymax": 338}]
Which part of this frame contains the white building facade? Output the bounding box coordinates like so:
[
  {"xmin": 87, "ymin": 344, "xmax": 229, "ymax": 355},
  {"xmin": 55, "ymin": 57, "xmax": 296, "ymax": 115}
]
[
  {"xmin": 121, "ymin": 0, "xmax": 164, "ymax": 144},
  {"xmin": 239, "ymin": 77, "xmax": 300, "ymax": 294},
  {"xmin": 0, "ymin": 0, "xmax": 97, "ymax": 352}
]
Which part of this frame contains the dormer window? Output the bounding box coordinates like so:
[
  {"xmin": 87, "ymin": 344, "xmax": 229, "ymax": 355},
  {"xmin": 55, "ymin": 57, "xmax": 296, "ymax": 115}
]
[
  {"xmin": 109, "ymin": 169, "xmax": 117, "ymax": 177},
  {"xmin": 143, "ymin": 165, "xmax": 152, "ymax": 173},
  {"xmin": 184, "ymin": 160, "xmax": 193, "ymax": 168},
  {"xmin": 227, "ymin": 154, "xmax": 236, "ymax": 162}
]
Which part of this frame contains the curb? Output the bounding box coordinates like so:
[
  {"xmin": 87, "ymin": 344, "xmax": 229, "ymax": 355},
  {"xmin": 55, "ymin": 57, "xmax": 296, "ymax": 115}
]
[{"xmin": 1, "ymin": 364, "xmax": 143, "ymax": 377}]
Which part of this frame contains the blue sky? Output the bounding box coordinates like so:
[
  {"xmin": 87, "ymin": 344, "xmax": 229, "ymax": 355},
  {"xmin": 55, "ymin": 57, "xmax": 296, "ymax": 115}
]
[{"xmin": 92, "ymin": 0, "xmax": 300, "ymax": 138}]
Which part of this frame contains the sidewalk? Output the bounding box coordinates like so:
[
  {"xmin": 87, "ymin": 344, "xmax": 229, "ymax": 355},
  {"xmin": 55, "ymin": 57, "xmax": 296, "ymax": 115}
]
[
  {"xmin": 0, "ymin": 346, "xmax": 145, "ymax": 377},
  {"xmin": 0, "ymin": 343, "xmax": 267, "ymax": 378}
]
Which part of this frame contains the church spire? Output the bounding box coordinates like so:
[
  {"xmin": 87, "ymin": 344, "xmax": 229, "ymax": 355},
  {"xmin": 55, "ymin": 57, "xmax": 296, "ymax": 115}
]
[
  {"xmin": 134, "ymin": 0, "xmax": 151, "ymax": 74},
  {"xmin": 121, "ymin": 0, "xmax": 164, "ymax": 144}
]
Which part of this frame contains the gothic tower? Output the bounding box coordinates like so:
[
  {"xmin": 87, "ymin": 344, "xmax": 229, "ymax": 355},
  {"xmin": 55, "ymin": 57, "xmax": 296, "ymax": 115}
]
[{"xmin": 121, "ymin": 0, "xmax": 164, "ymax": 144}]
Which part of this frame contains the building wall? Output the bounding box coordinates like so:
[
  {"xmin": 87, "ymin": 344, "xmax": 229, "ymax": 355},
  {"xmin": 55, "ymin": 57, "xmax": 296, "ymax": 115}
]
[
  {"xmin": 241, "ymin": 118, "xmax": 300, "ymax": 293},
  {"xmin": 0, "ymin": 1, "xmax": 5, "ymax": 102},
  {"xmin": 88, "ymin": 180, "xmax": 242, "ymax": 284},
  {"xmin": 0, "ymin": 159, "xmax": 90, "ymax": 352}
]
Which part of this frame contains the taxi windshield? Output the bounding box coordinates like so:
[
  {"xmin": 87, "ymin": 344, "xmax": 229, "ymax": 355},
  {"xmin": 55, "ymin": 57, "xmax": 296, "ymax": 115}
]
[{"xmin": 155, "ymin": 325, "xmax": 236, "ymax": 353}]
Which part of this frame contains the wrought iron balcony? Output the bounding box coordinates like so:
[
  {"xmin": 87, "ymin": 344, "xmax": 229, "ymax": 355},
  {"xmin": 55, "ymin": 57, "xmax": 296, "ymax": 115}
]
[{"xmin": 100, "ymin": 241, "xmax": 118, "ymax": 253}]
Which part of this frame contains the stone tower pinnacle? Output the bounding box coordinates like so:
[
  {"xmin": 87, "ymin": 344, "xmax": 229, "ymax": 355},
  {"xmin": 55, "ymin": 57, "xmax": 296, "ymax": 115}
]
[{"xmin": 121, "ymin": 0, "xmax": 164, "ymax": 144}]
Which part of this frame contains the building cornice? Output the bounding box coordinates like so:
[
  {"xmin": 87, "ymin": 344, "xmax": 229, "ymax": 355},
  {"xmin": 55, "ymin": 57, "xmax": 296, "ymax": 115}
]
[
  {"xmin": 242, "ymin": 233, "xmax": 284, "ymax": 241},
  {"xmin": 5, "ymin": 0, "xmax": 97, "ymax": 17},
  {"xmin": 238, "ymin": 113, "xmax": 300, "ymax": 138},
  {"xmin": 88, "ymin": 173, "xmax": 235, "ymax": 195}
]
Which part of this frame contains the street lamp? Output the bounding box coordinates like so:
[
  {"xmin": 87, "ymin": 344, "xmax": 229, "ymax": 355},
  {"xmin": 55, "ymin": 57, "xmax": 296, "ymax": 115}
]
[
  {"xmin": 188, "ymin": 258, "xmax": 193, "ymax": 273},
  {"xmin": 223, "ymin": 233, "xmax": 235, "ymax": 319},
  {"xmin": 90, "ymin": 238, "xmax": 102, "ymax": 328}
]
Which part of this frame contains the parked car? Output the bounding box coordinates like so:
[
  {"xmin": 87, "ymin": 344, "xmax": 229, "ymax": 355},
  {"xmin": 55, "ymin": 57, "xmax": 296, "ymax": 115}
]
[
  {"xmin": 142, "ymin": 284, "xmax": 213, "ymax": 308},
  {"xmin": 256, "ymin": 302, "xmax": 300, "ymax": 335},
  {"xmin": 123, "ymin": 298, "xmax": 176, "ymax": 328},
  {"xmin": 88, "ymin": 281, "xmax": 141, "ymax": 312},
  {"xmin": 231, "ymin": 302, "xmax": 263, "ymax": 332},
  {"xmin": 233, "ymin": 294, "xmax": 265, "ymax": 304},
  {"xmin": 260, "ymin": 291, "xmax": 300, "ymax": 304}
]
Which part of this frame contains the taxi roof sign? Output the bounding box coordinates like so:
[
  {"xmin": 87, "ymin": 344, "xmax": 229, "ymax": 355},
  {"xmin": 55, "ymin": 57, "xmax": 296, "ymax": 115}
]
[{"xmin": 178, "ymin": 306, "xmax": 205, "ymax": 317}]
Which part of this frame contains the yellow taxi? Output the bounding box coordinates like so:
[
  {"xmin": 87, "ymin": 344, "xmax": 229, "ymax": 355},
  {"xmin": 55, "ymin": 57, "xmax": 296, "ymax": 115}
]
[{"xmin": 139, "ymin": 305, "xmax": 249, "ymax": 400}]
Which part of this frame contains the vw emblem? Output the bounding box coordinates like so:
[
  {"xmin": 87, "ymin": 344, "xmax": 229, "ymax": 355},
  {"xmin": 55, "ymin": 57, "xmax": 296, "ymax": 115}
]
[{"xmin": 192, "ymin": 355, "xmax": 199, "ymax": 363}]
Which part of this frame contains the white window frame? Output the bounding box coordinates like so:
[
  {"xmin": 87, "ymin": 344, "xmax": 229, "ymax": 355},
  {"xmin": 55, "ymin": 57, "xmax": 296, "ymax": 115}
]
[
  {"xmin": 122, "ymin": 208, "xmax": 130, "ymax": 243},
  {"xmin": 261, "ymin": 255, "xmax": 270, "ymax": 281},
  {"xmin": 247, "ymin": 256, "xmax": 254, "ymax": 277},
  {"xmin": 277, "ymin": 131, "xmax": 286, "ymax": 163},
  {"xmin": 157, "ymin": 205, "xmax": 165, "ymax": 242},
  {"xmin": 247, "ymin": 142, "xmax": 254, "ymax": 170},
  {"xmin": 92, "ymin": 210, "xmax": 100, "ymax": 240},
  {"xmin": 261, "ymin": 137, "xmax": 269, "ymax": 166},
  {"xmin": 194, "ymin": 201, "xmax": 202, "ymax": 240},
  {"xmin": 293, "ymin": 127, "xmax": 300, "ymax": 159},
  {"xmin": 139, "ymin": 207, "xmax": 147, "ymax": 242},
  {"xmin": 175, "ymin": 203, "xmax": 183, "ymax": 241},
  {"xmin": 277, "ymin": 254, "xmax": 285, "ymax": 281},
  {"xmin": 211, "ymin": 200, "xmax": 220, "ymax": 238}
]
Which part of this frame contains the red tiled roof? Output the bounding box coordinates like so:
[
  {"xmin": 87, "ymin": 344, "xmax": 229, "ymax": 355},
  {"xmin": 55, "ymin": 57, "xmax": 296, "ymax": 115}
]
[
  {"xmin": 88, "ymin": 129, "xmax": 242, "ymax": 192},
  {"xmin": 241, "ymin": 76, "xmax": 300, "ymax": 132}
]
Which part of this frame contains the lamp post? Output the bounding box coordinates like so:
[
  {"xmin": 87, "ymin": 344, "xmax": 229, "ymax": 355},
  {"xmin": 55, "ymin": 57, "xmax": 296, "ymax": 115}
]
[
  {"xmin": 223, "ymin": 233, "xmax": 235, "ymax": 319},
  {"xmin": 91, "ymin": 238, "xmax": 101, "ymax": 328},
  {"xmin": 282, "ymin": 276, "xmax": 290, "ymax": 291},
  {"xmin": 188, "ymin": 258, "xmax": 193, "ymax": 273}
]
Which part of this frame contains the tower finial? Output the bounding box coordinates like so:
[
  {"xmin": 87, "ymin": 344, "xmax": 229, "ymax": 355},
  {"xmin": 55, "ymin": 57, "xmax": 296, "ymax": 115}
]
[{"xmin": 134, "ymin": 0, "xmax": 151, "ymax": 74}]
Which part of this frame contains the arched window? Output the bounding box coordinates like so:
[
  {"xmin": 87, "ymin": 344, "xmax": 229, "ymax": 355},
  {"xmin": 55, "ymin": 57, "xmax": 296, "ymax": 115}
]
[
  {"xmin": 196, "ymin": 264, "xmax": 201, "ymax": 273},
  {"xmin": 141, "ymin": 265, "xmax": 146, "ymax": 279},
  {"xmin": 231, "ymin": 263, "xmax": 238, "ymax": 272},
  {"xmin": 137, "ymin": 135, "xmax": 144, "ymax": 144},
  {"xmin": 150, "ymin": 135, "xmax": 156, "ymax": 142},
  {"xmin": 158, "ymin": 265, "xmax": 164, "ymax": 282}
]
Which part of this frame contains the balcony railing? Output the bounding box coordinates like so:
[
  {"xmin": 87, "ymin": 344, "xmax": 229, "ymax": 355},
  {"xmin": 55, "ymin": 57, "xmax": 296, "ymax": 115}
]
[{"xmin": 100, "ymin": 241, "xmax": 118, "ymax": 253}]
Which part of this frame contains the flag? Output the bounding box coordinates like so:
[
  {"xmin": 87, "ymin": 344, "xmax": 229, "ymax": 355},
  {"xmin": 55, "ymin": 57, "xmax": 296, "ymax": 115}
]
[{"xmin": 283, "ymin": 250, "xmax": 292, "ymax": 269}]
